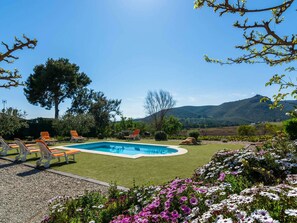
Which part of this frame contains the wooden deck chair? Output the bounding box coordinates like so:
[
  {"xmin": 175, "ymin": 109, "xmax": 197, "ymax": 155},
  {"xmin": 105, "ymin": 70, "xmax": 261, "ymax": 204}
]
[
  {"xmin": 40, "ymin": 131, "xmax": 57, "ymax": 145},
  {"xmin": 124, "ymin": 129, "xmax": 140, "ymax": 140},
  {"xmin": 36, "ymin": 140, "xmax": 80, "ymax": 168},
  {"xmin": 70, "ymin": 130, "xmax": 86, "ymax": 143},
  {"xmin": 14, "ymin": 138, "xmax": 40, "ymax": 162},
  {"xmin": 0, "ymin": 136, "xmax": 19, "ymax": 156}
]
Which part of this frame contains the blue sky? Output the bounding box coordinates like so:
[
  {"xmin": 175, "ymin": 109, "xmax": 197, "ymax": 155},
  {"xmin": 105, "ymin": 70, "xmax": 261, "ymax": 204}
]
[{"xmin": 0, "ymin": 0, "xmax": 290, "ymax": 119}]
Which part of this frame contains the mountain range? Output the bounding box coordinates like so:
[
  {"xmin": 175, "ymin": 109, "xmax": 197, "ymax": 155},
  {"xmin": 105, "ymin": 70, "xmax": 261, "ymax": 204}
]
[{"xmin": 141, "ymin": 95, "xmax": 297, "ymax": 128}]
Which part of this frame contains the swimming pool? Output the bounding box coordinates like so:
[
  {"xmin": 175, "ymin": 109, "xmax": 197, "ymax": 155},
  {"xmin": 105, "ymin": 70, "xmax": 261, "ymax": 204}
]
[{"xmin": 62, "ymin": 141, "xmax": 187, "ymax": 158}]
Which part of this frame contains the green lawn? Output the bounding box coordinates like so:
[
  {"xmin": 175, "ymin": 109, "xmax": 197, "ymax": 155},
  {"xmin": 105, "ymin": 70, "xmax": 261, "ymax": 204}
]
[{"xmin": 5, "ymin": 140, "xmax": 243, "ymax": 187}]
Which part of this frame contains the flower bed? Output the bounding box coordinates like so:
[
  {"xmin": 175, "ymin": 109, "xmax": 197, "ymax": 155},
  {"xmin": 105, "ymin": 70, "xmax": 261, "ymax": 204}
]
[{"xmin": 42, "ymin": 138, "xmax": 297, "ymax": 223}]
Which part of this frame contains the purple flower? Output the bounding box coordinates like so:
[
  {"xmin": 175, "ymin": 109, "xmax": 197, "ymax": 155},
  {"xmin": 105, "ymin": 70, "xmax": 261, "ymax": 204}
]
[
  {"xmin": 165, "ymin": 200, "xmax": 171, "ymax": 209},
  {"xmin": 218, "ymin": 172, "xmax": 226, "ymax": 181},
  {"xmin": 189, "ymin": 197, "xmax": 198, "ymax": 206},
  {"xmin": 185, "ymin": 178, "xmax": 192, "ymax": 183},
  {"xmin": 160, "ymin": 211, "xmax": 169, "ymax": 221},
  {"xmin": 180, "ymin": 205, "xmax": 191, "ymax": 215},
  {"xmin": 180, "ymin": 196, "xmax": 188, "ymax": 203},
  {"xmin": 177, "ymin": 185, "xmax": 187, "ymax": 194},
  {"xmin": 171, "ymin": 210, "xmax": 180, "ymax": 219},
  {"xmin": 166, "ymin": 192, "xmax": 174, "ymax": 199}
]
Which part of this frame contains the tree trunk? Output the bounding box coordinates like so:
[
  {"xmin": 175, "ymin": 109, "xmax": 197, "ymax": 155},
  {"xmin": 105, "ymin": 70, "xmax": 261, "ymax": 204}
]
[{"xmin": 54, "ymin": 99, "xmax": 59, "ymax": 119}]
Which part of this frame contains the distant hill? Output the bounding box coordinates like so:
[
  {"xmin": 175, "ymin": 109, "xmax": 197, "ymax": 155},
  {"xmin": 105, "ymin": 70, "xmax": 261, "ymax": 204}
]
[{"xmin": 140, "ymin": 95, "xmax": 297, "ymax": 128}]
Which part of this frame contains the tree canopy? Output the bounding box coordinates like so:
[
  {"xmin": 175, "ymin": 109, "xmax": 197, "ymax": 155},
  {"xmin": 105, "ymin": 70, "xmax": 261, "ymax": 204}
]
[
  {"xmin": 24, "ymin": 58, "xmax": 91, "ymax": 119},
  {"xmin": 0, "ymin": 35, "xmax": 37, "ymax": 88},
  {"xmin": 194, "ymin": 0, "xmax": 297, "ymax": 107},
  {"xmin": 68, "ymin": 88, "xmax": 122, "ymax": 137}
]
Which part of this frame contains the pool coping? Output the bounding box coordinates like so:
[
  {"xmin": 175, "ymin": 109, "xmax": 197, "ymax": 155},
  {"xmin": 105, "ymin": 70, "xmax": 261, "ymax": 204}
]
[{"xmin": 55, "ymin": 141, "xmax": 188, "ymax": 159}]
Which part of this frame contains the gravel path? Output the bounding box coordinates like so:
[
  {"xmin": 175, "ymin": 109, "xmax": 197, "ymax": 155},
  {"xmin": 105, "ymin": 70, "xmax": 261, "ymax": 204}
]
[{"xmin": 0, "ymin": 158, "xmax": 109, "ymax": 223}]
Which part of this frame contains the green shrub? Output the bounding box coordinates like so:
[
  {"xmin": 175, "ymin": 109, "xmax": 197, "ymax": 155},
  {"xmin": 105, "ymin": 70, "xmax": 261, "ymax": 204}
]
[
  {"xmin": 116, "ymin": 130, "xmax": 130, "ymax": 139},
  {"xmin": 200, "ymin": 135, "xmax": 272, "ymax": 142},
  {"xmin": 237, "ymin": 125, "xmax": 256, "ymax": 136},
  {"xmin": 162, "ymin": 116, "xmax": 183, "ymax": 136},
  {"xmin": 284, "ymin": 118, "xmax": 297, "ymax": 140},
  {"xmin": 154, "ymin": 131, "xmax": 168, "ymax": 141},
  {"xmin": 188, "ymin": 130, "xmax": 200, "ymax": 140}
]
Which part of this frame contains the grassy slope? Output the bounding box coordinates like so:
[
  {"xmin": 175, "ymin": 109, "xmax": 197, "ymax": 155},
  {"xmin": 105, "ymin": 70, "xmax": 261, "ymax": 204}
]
[{"xmin": 5, "ymin": 140, "xmax": 242, "ymax": 188}]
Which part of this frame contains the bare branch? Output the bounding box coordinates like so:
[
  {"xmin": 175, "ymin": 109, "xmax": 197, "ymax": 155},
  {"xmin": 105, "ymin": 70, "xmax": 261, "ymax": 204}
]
[{"xmin": 0, "ymin": 35, "xmax": 37, "ymax": 88}]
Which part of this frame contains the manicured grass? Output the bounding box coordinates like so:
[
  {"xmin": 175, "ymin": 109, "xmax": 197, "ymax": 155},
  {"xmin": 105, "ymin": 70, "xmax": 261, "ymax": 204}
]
[{"xmin": 5, "ymin": 140, "xmax": 243, "ymax": 187}]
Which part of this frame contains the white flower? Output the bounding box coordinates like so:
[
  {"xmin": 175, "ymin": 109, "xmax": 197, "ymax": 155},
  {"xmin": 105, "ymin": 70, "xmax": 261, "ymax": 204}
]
[
  {"xmin": 285, "ymin": 209, "xmax": 297, "ymax": 216},
  {"xmin": 216, "ymin": 218, "xmax": 233, "ymax": 223},
  {"xmin": 227, "ymin": 204, "xmax": 238, "ymax": 212},
  {"xmin": 204, "ymin": 199, "xmax": 213, "ymax": 206},
  {"xmin": 287, "ymin": 189, "xmax": 297, "ymax": 197},
  {"xmin": 259, "ymin": 191, "xmax": 280, "ymax": 201}
]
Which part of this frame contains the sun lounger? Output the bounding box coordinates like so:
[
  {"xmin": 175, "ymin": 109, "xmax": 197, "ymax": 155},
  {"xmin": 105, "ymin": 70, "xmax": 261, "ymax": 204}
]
[
  {"xmin": 36, "ymin": 140, "xmax": 80, "ymax": 168},
  {"xmin": 124, "ymin": 129, "xmax": 140, "ymax": 140},
  {"xmin": 14, "ymin": 138, "xmax": 39, "ymax": 161},
  {"xmin": 70, "ymin": 130, "xmax": 86, "ymax": 143},
  {"xmin": 0, "ymin": 136, "xmax": 19, "ymax": 156},
  {"xmin": 40, "ymin": 131, "xmax": 57, "ymax": 145}
]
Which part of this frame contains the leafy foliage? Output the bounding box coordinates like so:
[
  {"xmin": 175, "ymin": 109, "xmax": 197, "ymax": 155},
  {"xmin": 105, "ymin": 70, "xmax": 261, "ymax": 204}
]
[
  {"xmin": 188, "ymin": 130, "xmax": 200, "ymax": 140},
  {"xmin": 237, "ymin": 125, "xmax": 256, "ymax": 136},
  {"xmin": 52, "ymin": 113, "xmax": 95, "ymax": 137},
  {"xmin": 0, "ymin": 35, "xmax": 37, "ymax": 88},
  {"xmin": 24, "ymin": 58, "xmax": 91, "ymax": 119},
  {"xmin": 0, "ymin": 107, "xmax": 28, "ymax": 136},
  {"xmin": 68, "ymin": 88, "xmax": 121, "ymax": 137},
  {"xmin": 284, "ymin": 118, "xmax": 297, "ymax": 140},
  {"xmin": 154, "ymin": 131, "xmax": 168, "ymax": 141},
  {"xmin": 162, "ymin": 116, "xmax": 182, "ymax": 136}
]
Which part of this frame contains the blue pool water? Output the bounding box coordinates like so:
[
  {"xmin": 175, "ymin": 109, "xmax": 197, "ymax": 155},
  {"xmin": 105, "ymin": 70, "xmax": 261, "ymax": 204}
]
[{"xmin": 66, "ymin": 142, "xmax": 178, "ymax": 156}]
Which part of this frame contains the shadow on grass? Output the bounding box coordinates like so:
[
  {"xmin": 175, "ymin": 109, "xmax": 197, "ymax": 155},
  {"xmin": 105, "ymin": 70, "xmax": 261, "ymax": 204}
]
[
  {"xmin": 5, "ymin": 152, "xmax": 19, "ymax": 156},
  {"xmin": 24, "ymin": 157, "xmax": 40, "ymax": 162},
  {"xmin": 49, "ymin": 161, "xmax": 77, "ymax": 168}
]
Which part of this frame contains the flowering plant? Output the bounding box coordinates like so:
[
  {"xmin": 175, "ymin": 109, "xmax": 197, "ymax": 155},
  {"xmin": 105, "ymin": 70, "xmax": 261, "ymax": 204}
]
[{"xmin": 43, "ymin": 139, "xmax": 297, "ymax": 223}]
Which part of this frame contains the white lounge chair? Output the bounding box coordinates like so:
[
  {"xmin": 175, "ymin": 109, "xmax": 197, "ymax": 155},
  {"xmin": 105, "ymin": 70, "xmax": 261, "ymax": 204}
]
[
  {"xmin": 14, "ymin": 138, "xmax": 39, "ymax": 162},
  {"xmin": 36, "ymin": 140, "xmax": 80, "ymax": 168},
  {"xmin": 0, "ymin": 136, "xmax": 19, "ymax": 156}
]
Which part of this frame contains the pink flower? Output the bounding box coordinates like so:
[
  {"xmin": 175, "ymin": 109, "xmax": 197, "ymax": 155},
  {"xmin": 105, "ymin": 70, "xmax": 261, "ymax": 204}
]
[{"xmin": 218, "ymin": 172, "xmax": 226, "ymax": 181}]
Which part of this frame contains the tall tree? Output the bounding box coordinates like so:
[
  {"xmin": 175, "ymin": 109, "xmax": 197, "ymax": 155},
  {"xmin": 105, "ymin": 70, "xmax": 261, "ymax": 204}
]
[
  {"xmin": 68, "ymin": 88, "xmax": 122, "ymax": 137},
  {"xmin": 194, "ymin": 0, "xmax": 297, "ymax": 107},
  {"xmin": 0, "ymin": 35, "xmax": 37, "ymax": 88},
  {"xmin": 24, "ymin": 58, "xmax": 91, "ymax": 119},
  {"xmin": 144, "ymin": 90, "xmax": 176, "ymax": 131}
]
